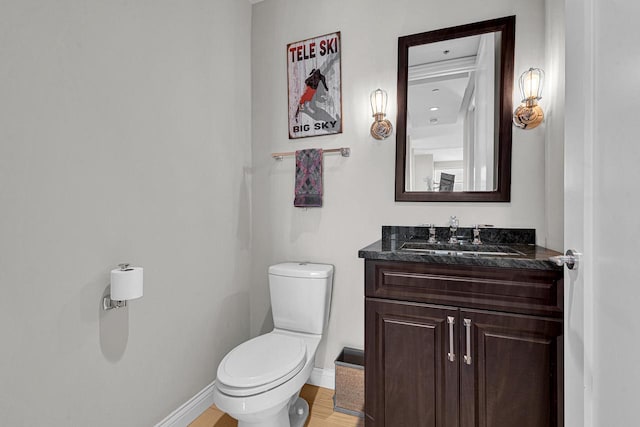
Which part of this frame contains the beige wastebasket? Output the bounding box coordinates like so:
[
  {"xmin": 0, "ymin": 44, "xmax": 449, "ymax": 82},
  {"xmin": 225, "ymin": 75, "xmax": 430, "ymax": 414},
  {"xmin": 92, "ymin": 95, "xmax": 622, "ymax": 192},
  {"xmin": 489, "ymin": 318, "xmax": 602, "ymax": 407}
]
[{"xmin": 333, "ymin": 347, "xmax": 364, "ymax": 417}]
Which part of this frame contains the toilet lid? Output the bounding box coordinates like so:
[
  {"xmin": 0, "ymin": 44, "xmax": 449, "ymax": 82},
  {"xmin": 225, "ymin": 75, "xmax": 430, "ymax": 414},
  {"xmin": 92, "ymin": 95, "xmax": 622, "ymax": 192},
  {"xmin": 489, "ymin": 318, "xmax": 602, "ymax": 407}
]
[{"xmin": 217, "ymin": 333, "xmax": 307, "ymax": 390}]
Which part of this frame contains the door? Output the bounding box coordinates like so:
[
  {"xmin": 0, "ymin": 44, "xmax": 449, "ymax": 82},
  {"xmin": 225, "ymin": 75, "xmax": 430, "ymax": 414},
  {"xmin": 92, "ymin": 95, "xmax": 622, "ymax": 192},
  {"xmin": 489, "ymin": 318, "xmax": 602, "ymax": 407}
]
[
  {"xmin": 565, "ymin": 0, "xmax": 640, "ymax": 425},
  {"xmin": 459, "ymin": 309, "xmax": 563, "ymax": 427},
  {"xmin": 365, "ymin": 299, "xmax": 458, "ymax": 427}
]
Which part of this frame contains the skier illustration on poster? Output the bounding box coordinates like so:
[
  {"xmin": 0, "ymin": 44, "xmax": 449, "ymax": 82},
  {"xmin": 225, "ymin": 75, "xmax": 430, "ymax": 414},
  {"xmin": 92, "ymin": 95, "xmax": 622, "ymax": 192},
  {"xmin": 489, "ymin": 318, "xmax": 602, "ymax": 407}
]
[{"xmin": 295, "ymin": 69, "xmax": 328, "ymax": 122}]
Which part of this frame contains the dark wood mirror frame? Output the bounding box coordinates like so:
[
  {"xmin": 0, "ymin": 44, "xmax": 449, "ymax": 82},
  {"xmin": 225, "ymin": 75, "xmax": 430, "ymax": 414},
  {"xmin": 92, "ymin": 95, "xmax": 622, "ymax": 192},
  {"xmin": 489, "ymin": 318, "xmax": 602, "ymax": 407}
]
[{"xmin": 395, "ymin": 16, "xmax": 515, "ymax": 202}]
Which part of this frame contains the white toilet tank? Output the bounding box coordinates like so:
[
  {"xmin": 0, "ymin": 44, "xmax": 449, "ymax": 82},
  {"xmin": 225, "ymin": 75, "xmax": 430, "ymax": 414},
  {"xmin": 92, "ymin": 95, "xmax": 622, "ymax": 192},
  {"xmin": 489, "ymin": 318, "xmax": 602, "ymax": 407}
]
[{"xmin": 268, "ymin": 262, "xmax": 334, "ymax": 335}]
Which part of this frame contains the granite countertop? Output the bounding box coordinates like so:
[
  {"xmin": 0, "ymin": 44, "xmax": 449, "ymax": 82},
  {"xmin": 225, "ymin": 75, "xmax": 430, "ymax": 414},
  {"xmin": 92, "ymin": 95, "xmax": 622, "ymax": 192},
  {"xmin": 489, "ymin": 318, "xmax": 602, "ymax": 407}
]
[{"xmin": 358, "ymin": 226, "xmax": 563, "ymax": 271}]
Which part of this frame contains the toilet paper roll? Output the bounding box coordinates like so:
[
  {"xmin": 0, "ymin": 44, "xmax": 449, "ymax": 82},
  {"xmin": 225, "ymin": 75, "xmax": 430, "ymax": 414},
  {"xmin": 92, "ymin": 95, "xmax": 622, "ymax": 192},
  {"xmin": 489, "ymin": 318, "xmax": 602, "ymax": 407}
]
[{"xmin": 110, "ymin": 267, "xmax": 143, "ymax": 301}]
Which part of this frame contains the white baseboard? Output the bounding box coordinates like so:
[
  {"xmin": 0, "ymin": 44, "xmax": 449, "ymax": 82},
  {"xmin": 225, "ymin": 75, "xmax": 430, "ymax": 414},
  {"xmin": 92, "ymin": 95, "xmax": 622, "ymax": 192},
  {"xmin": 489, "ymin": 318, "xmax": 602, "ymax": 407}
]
[
  {"xmin": 307, "ymin": 367, "xmax": 335, "ymax": 390},
  {"xmin": 155, "ymin": 381, "xmax": 216, "ymax": 427}
]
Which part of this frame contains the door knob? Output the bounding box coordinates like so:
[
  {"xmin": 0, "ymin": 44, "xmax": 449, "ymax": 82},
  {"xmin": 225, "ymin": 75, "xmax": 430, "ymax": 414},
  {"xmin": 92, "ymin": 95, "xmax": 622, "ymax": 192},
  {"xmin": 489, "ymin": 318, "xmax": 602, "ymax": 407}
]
[{"xmin": 549, "ymin": 249, "xmax": 581, "ymax": 270}]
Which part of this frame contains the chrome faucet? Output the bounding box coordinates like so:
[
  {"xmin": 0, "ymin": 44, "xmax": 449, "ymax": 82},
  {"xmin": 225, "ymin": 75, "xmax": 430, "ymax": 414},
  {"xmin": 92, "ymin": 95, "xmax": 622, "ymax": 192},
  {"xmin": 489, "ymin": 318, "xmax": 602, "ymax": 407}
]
[
  {"xmin": 448, "ymin": 216, "xmax": 459, "ymax": 244},
  {"xmin": 472, "ymin": 224, "xmax": 483, "ymax": 245},
  {"xmin": 428, "ymin": 224, "xmax": 437, "ymax": 243}
]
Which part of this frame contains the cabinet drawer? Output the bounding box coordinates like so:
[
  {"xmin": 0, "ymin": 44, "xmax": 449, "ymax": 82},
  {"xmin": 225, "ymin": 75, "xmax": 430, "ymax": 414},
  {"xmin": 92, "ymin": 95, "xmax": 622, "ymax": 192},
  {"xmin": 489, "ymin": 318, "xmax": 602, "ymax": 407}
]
[{"xmin": 365, "ymin": 260, "xmax": 563, "ymax": 317}]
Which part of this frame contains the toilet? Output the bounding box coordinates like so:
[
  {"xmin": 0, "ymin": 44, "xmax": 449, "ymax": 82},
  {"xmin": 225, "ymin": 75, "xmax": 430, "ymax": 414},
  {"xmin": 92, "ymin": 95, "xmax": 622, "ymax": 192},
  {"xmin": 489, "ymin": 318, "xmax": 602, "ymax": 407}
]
[{"xmin": 212, "ymin": 262, "xmax": 334, "ymax": 427}]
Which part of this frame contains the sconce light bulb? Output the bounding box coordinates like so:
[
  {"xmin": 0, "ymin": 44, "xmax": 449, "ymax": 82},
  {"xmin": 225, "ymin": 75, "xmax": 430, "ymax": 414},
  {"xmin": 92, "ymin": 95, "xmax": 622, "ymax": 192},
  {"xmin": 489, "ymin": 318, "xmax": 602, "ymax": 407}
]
[
  {"xmin": 523, "ymin": 74, "xmax": 539, "ymax": 99},
  {"xmin": 370, "ymin": 88, "xmax": 388, "ymax": 117},
  {"xmin": 518, "ymin": 67, "xmax": 545, "ymax": 104}
]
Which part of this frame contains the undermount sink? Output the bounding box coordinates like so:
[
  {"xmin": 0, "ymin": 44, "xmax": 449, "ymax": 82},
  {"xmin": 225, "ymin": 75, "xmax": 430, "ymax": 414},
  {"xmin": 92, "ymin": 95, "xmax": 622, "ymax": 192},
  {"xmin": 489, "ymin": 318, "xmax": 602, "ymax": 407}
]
[{"xmin": 398, "ymin": 241, "xmax": 525, "ymax": 257}]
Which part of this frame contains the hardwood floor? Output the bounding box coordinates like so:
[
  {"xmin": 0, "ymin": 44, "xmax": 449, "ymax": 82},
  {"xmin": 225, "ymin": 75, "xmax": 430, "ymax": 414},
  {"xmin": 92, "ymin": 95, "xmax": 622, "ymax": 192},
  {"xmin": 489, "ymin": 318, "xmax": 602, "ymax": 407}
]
[{"xmin": 189, "ymin": 385, "xmax": 363, "ymax": 427}]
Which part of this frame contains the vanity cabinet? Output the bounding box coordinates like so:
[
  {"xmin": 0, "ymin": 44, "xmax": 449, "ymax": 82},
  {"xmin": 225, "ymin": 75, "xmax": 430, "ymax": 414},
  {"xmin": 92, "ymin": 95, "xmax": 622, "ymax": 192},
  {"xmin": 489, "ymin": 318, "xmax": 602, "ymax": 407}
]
[
  {"xmin": 365, "ymin": 299, "xmax": 459, "ymax": 427},
  {"xmin": 364, "ymin": 260, "xmax": 564, "ymax": 427},
  {"xmin": 458, "ymin": 309, "xmax": 563, "ymax": 427}
]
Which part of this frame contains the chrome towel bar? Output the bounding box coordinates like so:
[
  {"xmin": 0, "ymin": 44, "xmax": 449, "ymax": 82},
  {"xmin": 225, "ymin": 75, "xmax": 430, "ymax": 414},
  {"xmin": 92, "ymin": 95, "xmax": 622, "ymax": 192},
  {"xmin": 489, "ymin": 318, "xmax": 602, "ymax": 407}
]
[{"xmin": 272, "ymin": 147, "xmax": 350, "ymax": 160}]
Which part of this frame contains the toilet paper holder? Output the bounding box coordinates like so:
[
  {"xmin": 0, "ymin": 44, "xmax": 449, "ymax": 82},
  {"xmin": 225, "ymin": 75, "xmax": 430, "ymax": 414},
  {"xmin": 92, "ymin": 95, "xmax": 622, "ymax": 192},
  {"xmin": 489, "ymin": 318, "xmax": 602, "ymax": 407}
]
[
  {"xmin": 103, "ymin": 263, "xmax": 144, "ymax": 311},
  {"xmin": 103, "ymin": 295, "xmax": 127, "ymax": 310}
]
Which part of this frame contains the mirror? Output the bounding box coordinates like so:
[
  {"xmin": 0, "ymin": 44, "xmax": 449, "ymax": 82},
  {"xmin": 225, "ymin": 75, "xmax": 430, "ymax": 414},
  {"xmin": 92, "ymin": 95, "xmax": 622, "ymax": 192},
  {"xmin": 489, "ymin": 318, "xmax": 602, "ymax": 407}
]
[{"xmin": 395, "ymin": 16, "xmax": 515, "ymax": 202}]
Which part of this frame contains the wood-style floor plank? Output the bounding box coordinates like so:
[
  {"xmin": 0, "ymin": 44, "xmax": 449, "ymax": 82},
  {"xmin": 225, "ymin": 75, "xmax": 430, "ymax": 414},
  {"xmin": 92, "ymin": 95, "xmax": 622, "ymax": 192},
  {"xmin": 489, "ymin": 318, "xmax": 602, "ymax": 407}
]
[
  {"xmin": 189, "ymin": 407, "xmax": 236, "ymax": 427},
  {"xmin": 189, "ymin": 385, "xmax": 363, "ymax": 427}
]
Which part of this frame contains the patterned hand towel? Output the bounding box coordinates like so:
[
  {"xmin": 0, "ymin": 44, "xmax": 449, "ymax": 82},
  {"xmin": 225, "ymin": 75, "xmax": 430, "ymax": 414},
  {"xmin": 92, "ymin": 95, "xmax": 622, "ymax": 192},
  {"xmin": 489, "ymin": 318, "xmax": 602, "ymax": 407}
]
[{"xmin": 294, "ymin": 149, "xmax": 323, "ymax": 207}]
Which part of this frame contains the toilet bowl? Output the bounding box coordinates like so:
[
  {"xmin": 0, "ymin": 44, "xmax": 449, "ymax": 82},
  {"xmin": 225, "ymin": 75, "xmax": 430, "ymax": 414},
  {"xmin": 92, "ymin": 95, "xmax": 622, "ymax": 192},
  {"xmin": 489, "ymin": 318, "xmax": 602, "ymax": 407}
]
[{"xmin": 213, "ymin": 262, "xmax": 333, "ymax": 427}]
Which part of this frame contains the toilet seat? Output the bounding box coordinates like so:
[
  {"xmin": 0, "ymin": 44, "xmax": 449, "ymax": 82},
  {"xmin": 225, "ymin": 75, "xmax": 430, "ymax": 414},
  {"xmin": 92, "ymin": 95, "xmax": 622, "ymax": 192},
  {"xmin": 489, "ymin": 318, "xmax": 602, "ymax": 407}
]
[{"xmin": 216, "ymin": 333, "xmax": 307, "ymax": 397}]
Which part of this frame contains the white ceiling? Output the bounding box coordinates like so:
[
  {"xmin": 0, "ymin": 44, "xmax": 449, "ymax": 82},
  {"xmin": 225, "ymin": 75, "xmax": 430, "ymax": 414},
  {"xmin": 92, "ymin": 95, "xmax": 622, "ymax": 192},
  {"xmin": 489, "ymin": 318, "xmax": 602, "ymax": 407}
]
[
  {"xmin": 407, "ymin": 34, "xmax": 481, "ymax": 149},
  {"xmin": 409, "ymin": 35, "xmax": 480, "ymax": 66},
  {"xmin": 408, "ymin": 73, "xmax": 469, "ymax": 127}
]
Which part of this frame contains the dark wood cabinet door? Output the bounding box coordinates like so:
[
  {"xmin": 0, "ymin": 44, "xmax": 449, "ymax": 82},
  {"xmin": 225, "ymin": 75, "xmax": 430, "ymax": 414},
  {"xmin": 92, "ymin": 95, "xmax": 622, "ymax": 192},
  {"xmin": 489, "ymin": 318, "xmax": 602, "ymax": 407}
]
[
  {"xmin": 365, "ymin": 299, "xmax": 459, "ymax": 427},
  {"xmin": 459, "ymin": 309, "xmax": 563, "ymax": 427}
]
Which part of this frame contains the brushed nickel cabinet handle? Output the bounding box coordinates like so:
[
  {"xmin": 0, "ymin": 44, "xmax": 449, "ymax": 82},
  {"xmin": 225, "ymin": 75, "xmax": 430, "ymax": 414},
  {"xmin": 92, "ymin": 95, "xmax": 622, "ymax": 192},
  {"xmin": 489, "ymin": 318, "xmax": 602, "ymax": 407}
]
[
  {"xmin": 447, "ymin": 316, "xmax": 455, "ymax": 362},
  {"xmin": 463, "ymin": 318, "xmax": 472, "ymax": 365}
]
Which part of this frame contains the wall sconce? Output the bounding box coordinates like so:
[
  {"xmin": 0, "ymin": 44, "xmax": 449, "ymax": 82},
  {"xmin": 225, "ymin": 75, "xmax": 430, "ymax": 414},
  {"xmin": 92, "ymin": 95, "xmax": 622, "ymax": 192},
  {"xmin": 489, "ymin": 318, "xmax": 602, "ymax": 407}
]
[
  {"xmin": 513, "ymin": 67, "xmax": 545, "ymax": 130},
  {"xmin": 103, "ymin": 263, "xmax": 144, "ymax": 310},
  {"xmin": 370, "ymin": 88, "xmax": 393, "ymax": 139}
]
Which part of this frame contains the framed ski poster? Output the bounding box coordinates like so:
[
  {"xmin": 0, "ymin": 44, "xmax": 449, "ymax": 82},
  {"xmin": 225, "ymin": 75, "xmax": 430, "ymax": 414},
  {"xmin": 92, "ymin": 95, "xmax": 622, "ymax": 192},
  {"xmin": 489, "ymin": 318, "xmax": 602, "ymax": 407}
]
[{"xmin": 287, "ymin": 31, "xmax": 342, "ymax": 139}]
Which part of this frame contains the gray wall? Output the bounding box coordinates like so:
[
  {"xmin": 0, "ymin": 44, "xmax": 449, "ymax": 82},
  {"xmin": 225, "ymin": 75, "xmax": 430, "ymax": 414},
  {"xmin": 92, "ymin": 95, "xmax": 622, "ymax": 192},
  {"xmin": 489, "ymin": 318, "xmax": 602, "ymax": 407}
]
[
  {"xmin": 250, "ymin": 0, "xmax": 553, "ymax": 370},
  {"xmin": 544, "ymin": 0, "xmax": 565, "ymax": 251},
  {"xmin": 0, "ymin": 1, "xmax": 252, "ymax": 425}
]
